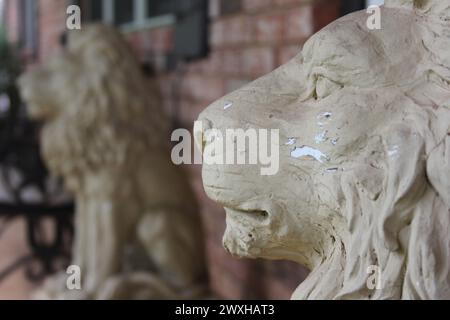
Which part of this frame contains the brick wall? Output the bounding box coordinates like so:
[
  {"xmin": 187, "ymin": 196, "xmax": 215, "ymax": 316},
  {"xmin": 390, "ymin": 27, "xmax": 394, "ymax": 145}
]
[
  {"xmin": 3, "ymin": 0, "xmax": 20, "ymax": 44},
  {"xmin": 38, "ymin": 0, "xmax": 67, "ymax": 59},
  {"xmin": 4, "ymin": 0, "xmax": 342, "ymax": 299},
  {"xmin": 3, "ymin": 0, "xmax": 67, "ymax": 60}
]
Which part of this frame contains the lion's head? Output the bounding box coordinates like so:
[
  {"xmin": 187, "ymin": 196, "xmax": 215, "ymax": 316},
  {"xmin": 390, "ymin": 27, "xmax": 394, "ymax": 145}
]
[
  {"xmin": 197, "ymin": 0, "xmax": 450, "ymax": 299},
  {"xmin": 18, "ymin": 25, "xmax": 169, "ymax": 191}
]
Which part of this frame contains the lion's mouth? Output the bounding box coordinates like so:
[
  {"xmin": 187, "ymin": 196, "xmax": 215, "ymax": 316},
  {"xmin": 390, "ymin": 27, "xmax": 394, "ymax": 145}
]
[
  {"xmin": 222, "ymin": 206, "xmax": 273, "ymax": 258},
  {"xmin": 224, "ymin": 207, "xmax": 270, "ymax": 222},
  {"xmin": 223, "ymin": 206, "xmax": 313, "ymax": 266}
]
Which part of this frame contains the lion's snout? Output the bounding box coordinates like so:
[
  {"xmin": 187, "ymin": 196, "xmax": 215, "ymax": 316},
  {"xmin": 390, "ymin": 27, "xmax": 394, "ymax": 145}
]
[{"xmin": 18, "ymin": 68, "xmax": 57, "ymax": 121}]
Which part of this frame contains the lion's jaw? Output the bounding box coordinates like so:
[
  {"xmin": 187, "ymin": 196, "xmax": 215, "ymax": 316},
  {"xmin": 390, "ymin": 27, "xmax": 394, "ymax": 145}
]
[{"xmin": 18, "ymin": 69, "xmax": 59, "ymax": 121}]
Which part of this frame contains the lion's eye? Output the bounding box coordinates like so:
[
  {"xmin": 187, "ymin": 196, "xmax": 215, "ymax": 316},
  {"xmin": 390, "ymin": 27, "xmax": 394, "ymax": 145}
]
[{"xmin": 315, "ymin": 76, "xmax": 342, "ymax": 99}]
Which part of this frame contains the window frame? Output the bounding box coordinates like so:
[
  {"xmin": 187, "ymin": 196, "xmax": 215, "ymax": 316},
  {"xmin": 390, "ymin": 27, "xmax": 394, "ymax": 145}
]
[
  {"xmin": 19, "ymin": 0, "xmax": 39, "ymax": 57},
  {"xmin": 97, "ymin": 0, "xmax": 176, "ymax": 33},
  {"xmin": 341, "ymin": 0, "xmax": 385, "ymax": 16},
  {"xmin": 366, "ymin": 0, "xmax": 384, "ymax": 6}
]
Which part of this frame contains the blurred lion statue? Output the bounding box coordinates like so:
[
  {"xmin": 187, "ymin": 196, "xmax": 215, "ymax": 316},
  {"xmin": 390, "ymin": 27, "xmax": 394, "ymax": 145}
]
[
  {"xmin": 19, "ymin": 25, "xmax": 208, "ymax": 299},
  {"xmin": 197, "ymin": 0, "xmax": 450, "ymax": 299}
]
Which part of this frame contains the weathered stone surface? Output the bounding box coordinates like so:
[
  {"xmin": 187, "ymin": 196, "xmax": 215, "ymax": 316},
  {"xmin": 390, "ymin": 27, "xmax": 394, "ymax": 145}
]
[{"xmin": 197, "ymin": 1, "xmax": 450, "ymax": 299}]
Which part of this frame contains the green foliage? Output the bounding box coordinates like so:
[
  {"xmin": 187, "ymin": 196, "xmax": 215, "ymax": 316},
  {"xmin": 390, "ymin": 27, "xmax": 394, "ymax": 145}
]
[{"xmin": 0, "ymin": 27, "xmax": 5, "ymax": 47}]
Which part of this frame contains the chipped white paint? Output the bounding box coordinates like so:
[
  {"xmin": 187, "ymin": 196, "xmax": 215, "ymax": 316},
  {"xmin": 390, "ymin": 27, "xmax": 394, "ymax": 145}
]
[
  {"xmin": 285, "ymin": 138, "xmax": 297, "ymax": 146},
  {"xmin": 291, "ymin": 146, "xmax": 329, "ymax": 163},
  {"xmin": 223, "ymin": 101, "xmax": 233, "ymax": 110},
  {"xmin": 315, "ymin": 131, "xmax": 328, "ymax": 144}
]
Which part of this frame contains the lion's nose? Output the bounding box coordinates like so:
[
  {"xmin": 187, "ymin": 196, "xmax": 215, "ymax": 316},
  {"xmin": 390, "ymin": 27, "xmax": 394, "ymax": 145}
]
[
  {"xmin": 194, "ymin": 116, "xmax": 213, "ymax": 154},
  {"xmin": 17, "ymin": 74, "xmax": 29, "ymax": 92}
]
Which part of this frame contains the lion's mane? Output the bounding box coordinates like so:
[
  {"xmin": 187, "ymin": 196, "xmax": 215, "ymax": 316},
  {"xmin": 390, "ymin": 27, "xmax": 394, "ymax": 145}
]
[
  {"xmin": 41, "ymin": 25, "xmax": 170, "ymax": 188},
  {"xmin": 295, "ymin": 0, "xmax": 450, "ymax": 299}
]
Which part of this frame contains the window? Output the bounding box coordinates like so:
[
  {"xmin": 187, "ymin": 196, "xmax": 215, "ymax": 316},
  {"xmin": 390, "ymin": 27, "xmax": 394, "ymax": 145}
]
[
  {"xmin": 367, "ymin": 0, "xmax": 384, "ymax": 6},
  {"xmin": 0, "ymin": 0, "xmax": 5, "ymax": 27},
  {"xmin": 90, "ymin": 0, "xmax": 103, "ymax": 21},
  {"xmin": 219, "ymin": 0, "xmax": 241, "ymax": 16},
  {"xmin": 80, "ymin": 0, "xmax": 208, "ymax": 63},
  {"xmin": 83, "ymin": 0, "xmax": 176, "ymax": 32},
  {"xmin": 113, "ymin": 0, "xmax": 134, "ymax": 26},
  {"xmin": 20, "ymin": 0, "xmax": 38, "ymax": 57},
  {"xmin": 147, "ymin": 1, "xmax": 176, "ymax": 18},
  {"xmin": 341, "ymin": 0, "xmax": 384, "ymax": 16}
]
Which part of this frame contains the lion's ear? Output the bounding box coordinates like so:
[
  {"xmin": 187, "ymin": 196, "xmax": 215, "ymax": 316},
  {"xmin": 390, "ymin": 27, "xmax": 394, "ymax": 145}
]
[{"xmin": 378, "ymin": 124, "xmax": 427, "ymax": 251}]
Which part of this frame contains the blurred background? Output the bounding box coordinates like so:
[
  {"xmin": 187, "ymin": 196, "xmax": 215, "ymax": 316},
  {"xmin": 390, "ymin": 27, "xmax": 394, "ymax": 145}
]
[{"xmin": 0, "ymin": 0, "xmax": 383, "ymax": 300}]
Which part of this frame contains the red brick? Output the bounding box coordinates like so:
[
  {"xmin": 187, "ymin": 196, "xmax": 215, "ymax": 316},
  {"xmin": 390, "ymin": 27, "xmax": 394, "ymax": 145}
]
[
  {"xmin": 186, "ymin": 61, "xmax": 204, "ymax": 74},
  {"xmin": 126, "ymin": 32, "xmax": 143, "ymax": 60},
  {"xmin": 255, "ymin": 14, "xmax": 284, "ymax": 44},
  {"xmin": 207, "ymin": 242, "xmax": 267, "ymax": 299},
  {"xmin": 210, "ymin": 20, "xmax": 225, "ymax": 47},
  {"xmin": 283, "ymin": 6, "xmax": 314, "ymax": 42},
  {"xmin": 179, "ymin": 99, "xmax": 211, "ymax": 127},
  {"xmin": 177, "ymin": 98, "xmax": 195, "ymax": 126},
  {"xmin": 211, "ymin": 15, "xmax": 252, "ymax": 48},
  {"xmin": 181, "ymin": 74, "xmax": 225, "ymax": 103},
  {"xmin": 150, "ymin": 27, "xmax": 174, "ymax": 53},
  {"xmin": 4, "ymin": 0, "xmax": 20, "ymax": 43},
  {"xmin": 39, "ymin": 0, "xmax": 67, "ymax": 60},
  {"xmin": 0, "ymin": 219, "xmax": 36, "ymax": 299},
  {"xmin": 224, "ymin": 16, "xmax": 252, "ymax": 46},
  {"xmin": 226, "ymin": 78, "xmax": 250, "ymax": 94},
  {"xmin": 201, "ymin": 202, "xmax": 226, "ymax": 233},
  {"xmin": 263, "ymin": 274, "xmax": 296, "ymax": 300},
  {"xmin": 274, "ymin": 0, "xmax": 309, "ymax": 6},
  {"xmin": 156, "ymin": 75, "xmax": 173, "ymax": 99},
  {"xmin": 209, "ymin": 262, "xmax": 247, "ymax": 299},
  {"xmin": 222, "ymin": 50, "xmax": 242, "ymax": 75},
  {"xmin": 242, "ymin": 47, "xmax": 275, "ymax": 78},
  {"xmin": 162, "ymin": 99, "xmax": 173, "ymax": 119},
  {"xmin": 243, "ymin": 0, "xmax": 273, "ymax": 12},
  {"xmin": 203, "ymin": 51, "xmax": 224, "ymax": 74},
  {"xmin": 278, "ymin": 44, "xmax": 302, "ymax": 65},
  {"xmin": 313, "ymin": 0, "xmax": 341, "ymax": 32},
  {"xmin": 207, "ymin": 240, "xmax": 254, "ymax": 281},
  {"xmin": 264, "ymin": 260, "xmax": 308, "ymax": 288}
]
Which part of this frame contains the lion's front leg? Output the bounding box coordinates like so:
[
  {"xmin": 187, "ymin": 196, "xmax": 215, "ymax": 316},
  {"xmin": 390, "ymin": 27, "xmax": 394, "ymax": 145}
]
[
  {"xmin": 34, "ymin": 194, "xmax": 126, "ymax": 300},
  {"xmin": 74, "ymin": 194, "xmax": 127, "ymax": 296},
  {"xmin": 136, "ymin": 208, "xmax": 207, "ymax": 296}
]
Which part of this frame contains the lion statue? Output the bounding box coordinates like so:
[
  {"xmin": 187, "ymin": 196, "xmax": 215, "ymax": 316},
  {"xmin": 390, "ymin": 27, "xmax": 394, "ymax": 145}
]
[
  {"xmin": 196, "ymin": 0, "xmax": 450, "ymax": 299},
  {"xmin": 18, "ymin": 25, "xmax": 208, "ymax": 299}
]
